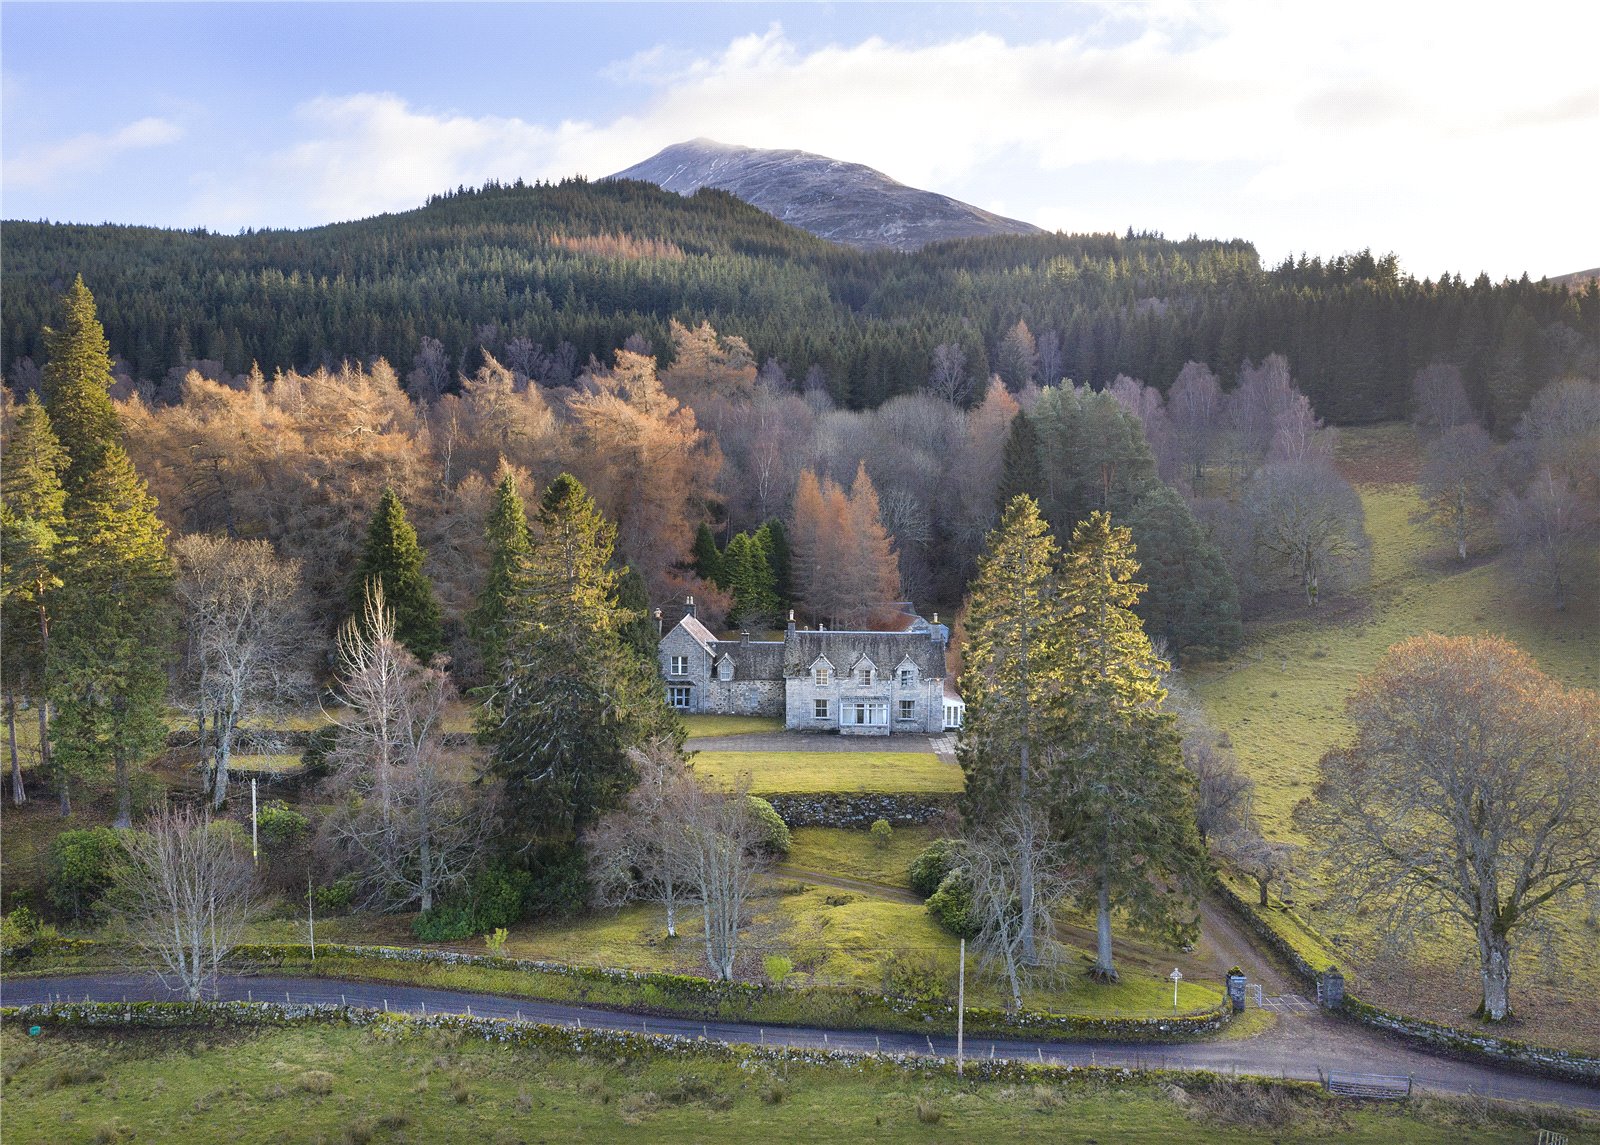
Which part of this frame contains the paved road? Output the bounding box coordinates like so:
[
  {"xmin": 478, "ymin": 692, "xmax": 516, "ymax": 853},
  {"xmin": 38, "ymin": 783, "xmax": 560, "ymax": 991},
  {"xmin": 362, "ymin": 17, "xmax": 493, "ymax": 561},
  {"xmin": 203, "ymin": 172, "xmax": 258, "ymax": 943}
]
[{"xmin": 5, "ymin": 972, "xmax": 1596, "ymax": 1110}]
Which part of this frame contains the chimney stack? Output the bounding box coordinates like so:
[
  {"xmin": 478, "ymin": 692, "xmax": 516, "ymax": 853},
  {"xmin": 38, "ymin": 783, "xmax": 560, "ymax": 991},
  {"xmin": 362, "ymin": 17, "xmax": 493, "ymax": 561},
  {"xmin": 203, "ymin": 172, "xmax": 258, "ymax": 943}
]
[
  {"xmin": 740, "ymin": 630, "xmax": 750, "ymax": 645},
  {"xmin": 684, "ymin": 594, "xmax": 696, "ymax": 619},
  {"xmin": 786, "ymin": 610, "xmax": 796, "ymax": 635}
]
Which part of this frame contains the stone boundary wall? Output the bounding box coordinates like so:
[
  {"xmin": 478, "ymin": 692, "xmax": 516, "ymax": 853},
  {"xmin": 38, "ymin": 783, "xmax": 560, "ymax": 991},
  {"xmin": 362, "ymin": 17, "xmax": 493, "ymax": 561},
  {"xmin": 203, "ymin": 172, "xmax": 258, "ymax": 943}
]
[
  {"xmin": 764, "ymin": 793, "xmax": 957, "ymax": 828},
  {"xmin": 1213, "ymin": 879, "xmax": 1600, "ymax": 1084}
]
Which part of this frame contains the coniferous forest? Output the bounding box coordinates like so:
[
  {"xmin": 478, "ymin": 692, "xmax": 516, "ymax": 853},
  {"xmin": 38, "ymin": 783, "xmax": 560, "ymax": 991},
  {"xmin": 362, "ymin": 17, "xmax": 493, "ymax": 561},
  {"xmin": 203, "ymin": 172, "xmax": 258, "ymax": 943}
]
[{"xmin": 4, "ymin": 177, "xmax": 1595, "ymax": 430}]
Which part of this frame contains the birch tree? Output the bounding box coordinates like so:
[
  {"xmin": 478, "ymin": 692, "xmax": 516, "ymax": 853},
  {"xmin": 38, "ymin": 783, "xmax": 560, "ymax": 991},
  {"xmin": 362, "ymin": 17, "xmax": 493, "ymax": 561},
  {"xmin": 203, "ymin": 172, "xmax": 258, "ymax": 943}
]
[
  {"xmin": 116, "ymin": 805, "xmax": 255, "ymax": 1000},
  {"xmin": 1415, "ymin": 423, "xmax": 1501, "ymax": 562},
  {"xmin": 1303, "ymin": 634, "xmax": 1600, "ymax": 1021},
  {"xmin": 584, "ymin": 738, "xmax": 698, "ymax": 939},
  {"xmin": 323, "ymin": 583, "xmax": 496, "ymax": 912},
  {"xmin": 962, "ymin": 811, "xmax": 1074, "ymax": 1011},
  {"xmin": 680, "ymin": 776, "xmax": 767, "ymax": 981},
  {"xmin": 1243, "ymin": 458, "xmax": 1371, "ymax": 605},
  {"xmin": 174, "ymin": 536, "xmax": 311, "ymax": 808}
]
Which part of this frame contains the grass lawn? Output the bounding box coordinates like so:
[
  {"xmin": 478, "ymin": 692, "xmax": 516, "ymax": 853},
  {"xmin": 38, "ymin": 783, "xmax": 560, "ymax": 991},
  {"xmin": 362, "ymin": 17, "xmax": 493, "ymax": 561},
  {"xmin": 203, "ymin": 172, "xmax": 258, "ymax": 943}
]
[
  {"xmin": 691, "ymin": 750, "xmax": 963, "ymax": 795},
  {"xmin": 8, "ymin": 1025, "xmax": 1579, "ymax": 1145},
  {"xmin": 785, "ymin": 826, "xmax": 939, "ymax": 888},
  {"xmin": 682, "ymin": 714, "xmax": 787, "ymax": 738},
  {"xmin": 1187, "ymin": 424, "xmax": 1600, "ymax": 1051},
  {"xmin": 231, "ymin": 754, "xmax": 304, "ymax": 775}
]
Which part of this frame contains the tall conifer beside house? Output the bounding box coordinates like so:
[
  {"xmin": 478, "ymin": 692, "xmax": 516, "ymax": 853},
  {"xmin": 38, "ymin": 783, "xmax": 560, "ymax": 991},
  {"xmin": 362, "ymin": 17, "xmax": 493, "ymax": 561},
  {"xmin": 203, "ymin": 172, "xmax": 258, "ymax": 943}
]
[
  {"xmin": 50, "ymin": 444, "xmax": 174, "ymax": 828},
  {"xmin": 1051, "ymin": 512, "xmax": 1206, "ymax": 982},
  {"xmin": 483, "ymin": 474, "xmax": 678, "ymax": 874},
  {"xmin": 40, "ymin": 275, "xmax": 120, "ymax": 496},
  {"xmin": 349, "ymin": 487, "xmax": 443, "ymax": 665},
  {"xmin": 958, "ymin": 494, "xmax": 1068, "ymax": 965},
  {"xmin": 0, "ymin": 394, "xmax": 70, "ymax": 806},
  {"xmin": 467, "ymin": 468, "xmax": 530, "ymax": 681}
]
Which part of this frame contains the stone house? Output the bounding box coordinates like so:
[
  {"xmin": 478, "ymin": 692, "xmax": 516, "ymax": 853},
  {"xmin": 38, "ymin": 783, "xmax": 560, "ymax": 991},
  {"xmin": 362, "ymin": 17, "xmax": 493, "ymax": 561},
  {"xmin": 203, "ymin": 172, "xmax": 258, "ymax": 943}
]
[{"xmin": 657, "ymin": 599, "xmax": 964, "ymax": 735}]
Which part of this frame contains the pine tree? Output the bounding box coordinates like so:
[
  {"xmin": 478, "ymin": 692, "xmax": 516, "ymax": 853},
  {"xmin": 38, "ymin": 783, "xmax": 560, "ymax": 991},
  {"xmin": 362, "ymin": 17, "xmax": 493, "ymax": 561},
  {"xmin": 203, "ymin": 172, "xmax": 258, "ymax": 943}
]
[
  {"xmin": 691, "ymin": 523, "xmax": 725, "ymax": 587},
  {"xmin": 723, "ymin": 531, "xmax": 779, "ymax": 628},
  {"xmin": 1050, "ymin": 512, "xmax": 1206, "ymax": 981},
  {"xmin": 1124, "ymin": 485, "xmax": 1242, "ymax": 661},
  {"xmin": 467, "ymin": 469, "xmax": 530, "ymax": 681},
  {"xmin": 1, "ymin": 394, "xmax": 70, "ymax": 806},
  {"xmin": 958, "ymin": 494, "xmax": 1068, "ymax": 964},
  {"xmin": 484, "ymin": 474, "xmax": 678, "ymax": 868},
  {"xmin": 49, "ymin": 444, "xmax": 174, "ymax": 828},
  {"xmin": 349, "ymin": 487, "xmax": 443, "ymax": 664},
  {"xmin": 40, "ymin": 276, "xmax": 120, "ymax": 496},
  {"xmin": 615, "ymin": 564, "xmax": 660, "ymax": 661}
]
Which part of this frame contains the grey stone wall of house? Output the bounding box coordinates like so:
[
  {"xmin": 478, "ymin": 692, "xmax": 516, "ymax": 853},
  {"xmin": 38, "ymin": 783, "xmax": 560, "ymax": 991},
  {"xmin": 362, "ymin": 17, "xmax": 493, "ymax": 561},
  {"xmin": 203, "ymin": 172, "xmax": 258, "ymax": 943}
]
[{"xmin": 704, "ymin": 678, "xmax": 784, "ymax": 716}]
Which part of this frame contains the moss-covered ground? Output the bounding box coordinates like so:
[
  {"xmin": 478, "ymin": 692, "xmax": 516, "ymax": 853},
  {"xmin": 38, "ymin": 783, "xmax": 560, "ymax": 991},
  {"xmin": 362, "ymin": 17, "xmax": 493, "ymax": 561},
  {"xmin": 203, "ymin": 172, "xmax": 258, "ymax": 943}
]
[{"xmin": 8, "ymin": 1024, "xmax": 1591, "ymax": 1144}]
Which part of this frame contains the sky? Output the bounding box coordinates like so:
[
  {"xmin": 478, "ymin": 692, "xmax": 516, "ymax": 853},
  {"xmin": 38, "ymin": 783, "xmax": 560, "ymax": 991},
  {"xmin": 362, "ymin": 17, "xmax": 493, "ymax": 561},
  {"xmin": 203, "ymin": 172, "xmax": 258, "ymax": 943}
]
[{"xmin": 3, "ymin": 2, "xmax": 1596, "ymax": 282}]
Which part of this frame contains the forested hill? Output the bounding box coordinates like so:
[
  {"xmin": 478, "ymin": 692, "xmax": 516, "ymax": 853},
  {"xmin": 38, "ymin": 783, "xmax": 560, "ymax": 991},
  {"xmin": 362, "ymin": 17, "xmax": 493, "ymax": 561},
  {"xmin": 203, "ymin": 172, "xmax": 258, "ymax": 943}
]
[{"xmin": 4, "ymin": 177, "xmax": 1594, "ymax": 426}]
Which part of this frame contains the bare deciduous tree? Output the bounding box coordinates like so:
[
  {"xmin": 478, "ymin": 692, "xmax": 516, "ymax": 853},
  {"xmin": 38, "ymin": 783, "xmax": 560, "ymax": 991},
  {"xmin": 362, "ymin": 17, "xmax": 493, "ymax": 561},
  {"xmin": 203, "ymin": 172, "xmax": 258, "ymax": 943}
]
[
  {"xmin": 1168, "ymin": 361, "xmax": 1222, "ymax": 487},
  {"xmin": 321, "ymin": 583, "xmax": 497, "ymax": 912},
  {"xmin": 1303, "ymin": 634, "xmax": 1600, "ymax": 1022},
  {"xmin": 116, "ymin": 804, "xmax": 256, "ymax": 1000},
  {"xmin": 1220, "ymin": 830, "xmax": 1298, "ymax": 907},
  {"xmin": 679, "ymin": 775, "xmax": 768, "ymax": 981},
  {"xmin": 1415, "ymin": 423, "xmax": 1501, "ymax": 562},
  {"xmin": 174, "ymin": 535, "xmax": 313, "ymax": 808},
  {"xmin": 1243, "ymin": 458, "xmax": 1371, "ymax": 605},
  {"xmin": 1496, "ymin": 467, "xmax": 1596, "ymax": 611},
  {"xmin": 1411, "ymin": 363, "xmax": 1475, "ymax": 437},
  {"xmin": 585, "ymin": 737, "xmax": 698, "ymax": 938},
  {"xmin": 963, "ymin": 812, "xmax": 1074, "ymax": 1011},
  {"xmin": 927, "ymin": 342, "xmax": 972, "ymax": 405}
]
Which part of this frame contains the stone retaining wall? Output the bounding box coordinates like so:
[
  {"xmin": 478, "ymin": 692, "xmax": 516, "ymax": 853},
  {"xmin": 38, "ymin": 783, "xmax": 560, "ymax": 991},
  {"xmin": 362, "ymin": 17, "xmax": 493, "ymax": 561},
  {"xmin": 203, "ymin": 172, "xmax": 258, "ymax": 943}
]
[{"xmin": 765, "ymin": 793, "xmax": 957, "ymax": 828}]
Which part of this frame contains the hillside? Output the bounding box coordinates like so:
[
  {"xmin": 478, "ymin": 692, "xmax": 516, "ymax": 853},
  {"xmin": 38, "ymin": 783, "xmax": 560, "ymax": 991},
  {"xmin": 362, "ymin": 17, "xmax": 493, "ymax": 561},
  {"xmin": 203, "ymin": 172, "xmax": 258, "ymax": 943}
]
[
  {"xmin": 608, "ymin": 138, "xmax": 1044, "ymax": 252},
  {"xmin": 3, "ymin": 178, "xmax": 1594, "ymax": 422}
]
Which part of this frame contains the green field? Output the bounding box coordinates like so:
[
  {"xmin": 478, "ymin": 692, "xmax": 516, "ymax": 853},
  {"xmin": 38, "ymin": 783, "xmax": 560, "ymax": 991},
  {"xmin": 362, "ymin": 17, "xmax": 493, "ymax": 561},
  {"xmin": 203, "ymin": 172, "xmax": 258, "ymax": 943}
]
[
  {"xmin": 3, "ymin": 1024, "xmax": 1588, "ymax": 1145},
  {"xmin": 690, "ymin": 750, "xmax": 963, "ymax": 795},
  {"xmin": 1188, "ymin": 426, "xmax": 1600, "ymax": 1050},
  {"xmin": 681, "ymin": 713, "xmax": 787, "ymax": 738},
  {"xmin": 785, "ymin": 826, "xmax": 936, "ymax": 889}
]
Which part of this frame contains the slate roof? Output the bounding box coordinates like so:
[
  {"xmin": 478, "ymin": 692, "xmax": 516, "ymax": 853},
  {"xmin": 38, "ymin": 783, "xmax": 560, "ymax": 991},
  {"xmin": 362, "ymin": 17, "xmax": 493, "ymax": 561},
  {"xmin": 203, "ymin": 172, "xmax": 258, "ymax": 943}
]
[
  {"xmin": 782, "ymin": 628, "xmax": 946, "ymax": 679},
  {"xmin": 676, "ymin": 615, "xmax": 719, "ymax": 655},
  {"xmin": 710, "ymin": 638, "xmax": 786, "ymax": 680}
]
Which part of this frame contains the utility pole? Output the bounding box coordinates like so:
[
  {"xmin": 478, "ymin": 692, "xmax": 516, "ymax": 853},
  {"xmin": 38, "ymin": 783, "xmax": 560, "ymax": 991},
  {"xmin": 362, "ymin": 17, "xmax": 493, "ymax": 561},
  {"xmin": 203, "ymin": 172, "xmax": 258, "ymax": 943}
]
[
  {"xmin": 957, "ymin": 937, "xmax": 965, "ymax": 1076},
  {"xmin": 250, "ymin": 777, "xmax": 259, "ymax": 864},
  {"xmin": 308, "ymin": 873, "xmax": 316, "ymax": 962}
]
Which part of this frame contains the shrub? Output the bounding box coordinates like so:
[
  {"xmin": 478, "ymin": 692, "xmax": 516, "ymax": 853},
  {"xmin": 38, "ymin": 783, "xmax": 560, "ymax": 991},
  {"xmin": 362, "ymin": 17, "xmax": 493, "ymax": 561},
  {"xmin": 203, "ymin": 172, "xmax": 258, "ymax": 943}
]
[
  {"xmin": 869, "ymin": 818, "xmax": 893, "ymax": 848},
  {"xmin": 1, "ymin": 906, "xmax": 37, "ymax": 950},
  {"xmin": 763, "ymin": 954, "xmax": 794, "ymax": 985},
  {"xmin": 484, "ymin": 927, "xmax": 509, "ymax": 954},
  {"xmin": 470, "ymin": 862, "xmax": 531, "ymax": 930},
  {"xmin": 313, "ymin": 875, "xmax": 357, "ymax": 914},
  {"xmin": 908, "ymin": 838, "xmax": 961, "ymax": 899},
  {"xmin": 524, "ymin": 844, "xmax": 589, "ymax": 919},
  {"xmin": 925, "ymin": 867, "xmax": 978, "ymax": 939},
  {"xmin": 412, "ymin": 903, "xmax": 476, "ymax": 942},
  {"xmin": 257, "ymin": 800, "xmax": 309, "ymax": 848},
  {"xmin": 746, "ymin": 796, "xmax": 791, "ymax": 857},
  {"xmin": 300, "ymin": 726, "xmax": 339, "ymax": 782},
  {"xmin": 46, "ymin": 827, "xmax": 126, "ymax": 920}
]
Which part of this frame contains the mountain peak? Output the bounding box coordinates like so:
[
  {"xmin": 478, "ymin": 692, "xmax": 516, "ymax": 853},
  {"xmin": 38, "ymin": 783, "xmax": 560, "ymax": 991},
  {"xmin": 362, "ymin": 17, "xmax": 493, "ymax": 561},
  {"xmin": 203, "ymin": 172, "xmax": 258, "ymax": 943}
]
[{"xmin": 607, "ymin": 139, "xmax": 1043, "ymax": 252}]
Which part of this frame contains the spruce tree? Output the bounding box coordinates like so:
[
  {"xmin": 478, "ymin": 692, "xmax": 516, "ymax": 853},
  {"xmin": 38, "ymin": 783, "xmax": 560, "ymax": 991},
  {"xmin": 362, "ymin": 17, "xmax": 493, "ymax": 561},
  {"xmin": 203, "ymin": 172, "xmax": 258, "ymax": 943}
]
[
  {"xmin": 691, "ymin": 522, "xmax": 725, "ymax": 587},
  {"xmin": 958, "ymin": 494, "xmax": 1068, "ymax": 964},
  {"xmin": 40, "ymin": 276, "xmax": 120, "ymax": 496},
  {"xmin": 484, "ymin": 474, "xmax": 678, "ymax": 869},
  {"xmin": 754, "ymin": 517, "xmax": 793, "ymax": 608},
  {"xmin": 50, "ymin": 444, "xmax": 174, "ymax": 828},
  {"xmin": 1, "ymin": 394, "xmax": 69, "ymax": 807},
  {"xmin": 349, "ymin": 487, "xmax": 442, "ymax": 664},
  {"xmin": 997, "ymin": 412, "xmax": 1043, "ymax": 510},
  {"xmin": 1125, "ymin": 485, "xmax": 1242, "ymax": 661},
  {"xmin": 1050, "ymin": 512, "xmax": 1206, "ymax": 981},
  {"xmin": 615, "ymin": 564, "xmax": 660, "ymax": 661},
  {"xmin": 467, "ymin": 469, "xmax": 530, "ymax": 681},
  {"xmin": 724, "ymin": 531, "xmax": 779, "ymax": 628}
]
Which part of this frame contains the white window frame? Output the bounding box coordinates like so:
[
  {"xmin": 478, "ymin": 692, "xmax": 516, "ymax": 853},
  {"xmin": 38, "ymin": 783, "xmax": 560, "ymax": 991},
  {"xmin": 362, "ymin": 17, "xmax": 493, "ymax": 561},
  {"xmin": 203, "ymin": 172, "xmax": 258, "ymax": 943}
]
[
  {"xmin": 943, "ymin": 703, "xmax": 964, "ymax": 729},
  {"xmin": 718, "ymin": 657, "xmax": 734, "ymax": 681},
  {"xmin": 668, "ymin": 685, "xmax": 692, "ymax": 709},
  {"xmin": 847, "ymin": 701, "xmax": 888, "ymax": 726},
  {"xmin": 898, "ymin": 699, "xmax": 916, "ymax": 721},
  {"xmin": 814, "ymin": 664, "xmax": 832, "ymax": 686},
  {"xmin": 669, "ymin": 655, "xmax": 689, "ymax": 676},
  {"xmin": 898, "ymin": 666, "xmax": 916, "ymax": 688},
  {"xmin": 858, "ymin": 666, "xmax": 874, "ymax": 687},
  {"xmin": 813, "ymin": 698, "xmax": 830, "ymax": 720}
]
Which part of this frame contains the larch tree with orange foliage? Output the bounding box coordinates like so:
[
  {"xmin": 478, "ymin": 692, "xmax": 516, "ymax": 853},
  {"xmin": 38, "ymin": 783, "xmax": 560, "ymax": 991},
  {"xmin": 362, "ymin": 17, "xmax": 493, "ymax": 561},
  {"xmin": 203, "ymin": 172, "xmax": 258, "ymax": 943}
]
[
  {"xmin": 789, "ymin": 464, "xmax": 900, "ymax": 628},
  {"xmin": 1303, "ymin": 634, "xmax": 1600, "ymax": 1022}
]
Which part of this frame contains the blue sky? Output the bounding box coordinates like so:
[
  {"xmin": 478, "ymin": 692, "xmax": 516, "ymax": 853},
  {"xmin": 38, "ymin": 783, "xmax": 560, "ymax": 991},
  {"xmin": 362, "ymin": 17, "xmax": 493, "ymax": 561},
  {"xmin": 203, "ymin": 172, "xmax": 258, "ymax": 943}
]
[{"xmin": 4, "ymin": 2, "xmax": 1596, "ymax": 281}]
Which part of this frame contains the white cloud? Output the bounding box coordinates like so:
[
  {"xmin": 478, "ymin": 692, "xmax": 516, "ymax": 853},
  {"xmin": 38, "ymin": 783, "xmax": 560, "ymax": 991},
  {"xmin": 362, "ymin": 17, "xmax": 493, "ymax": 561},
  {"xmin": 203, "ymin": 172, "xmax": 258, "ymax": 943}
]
[
  {"xmin": 193, "ymin": 4, "xmax": 1599, "ymax": 277},
  {"xmin": 6, "ymin": 116, "xmax": 183, "ymax": 190}
]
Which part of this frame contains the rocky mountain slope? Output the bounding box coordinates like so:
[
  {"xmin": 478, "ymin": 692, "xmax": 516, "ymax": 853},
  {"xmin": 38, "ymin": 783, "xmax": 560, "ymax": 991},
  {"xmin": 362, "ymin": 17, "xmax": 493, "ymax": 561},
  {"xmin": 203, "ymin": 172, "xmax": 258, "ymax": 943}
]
[{"xmin": 608, "ymin": 138, "xmax": 1044, "ymax": 252}]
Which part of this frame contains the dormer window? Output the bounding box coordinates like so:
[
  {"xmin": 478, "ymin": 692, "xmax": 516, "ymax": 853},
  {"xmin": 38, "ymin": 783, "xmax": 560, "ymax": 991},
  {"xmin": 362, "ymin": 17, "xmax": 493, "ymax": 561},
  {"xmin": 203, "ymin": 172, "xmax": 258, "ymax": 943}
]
[
  {"xmin": 670, "ymin": 655, "xmax": 689, "ymax": 676},
  {"xmin": 718, "ymin": 657, "xmax": 734, "ymax": 682},
  {"xmin": 899, "ymin": 667, "xmax": 916, "ymax": 688},
  {"xmin": 814, "ymin": 664, "xmax": 832, "ymax": 686},
  {"xmin": 858, "ymin": 666, "xmax": 874, "ymax": 686}
]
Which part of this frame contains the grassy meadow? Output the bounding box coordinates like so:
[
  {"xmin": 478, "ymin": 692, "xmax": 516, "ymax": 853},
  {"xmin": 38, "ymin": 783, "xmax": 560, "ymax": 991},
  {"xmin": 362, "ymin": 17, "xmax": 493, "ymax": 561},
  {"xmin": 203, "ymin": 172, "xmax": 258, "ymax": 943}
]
[
  {"xmin": 9, "ymin": 1024, "xmax": 1589, "ymax": 1145},
  {"xmin": 1188, "ymin": 424, "xmax": 1600, "ymax": 1050},
  {"xmin": 689, "ymin": 749, "xmax": 963, "ymax": 795}
]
